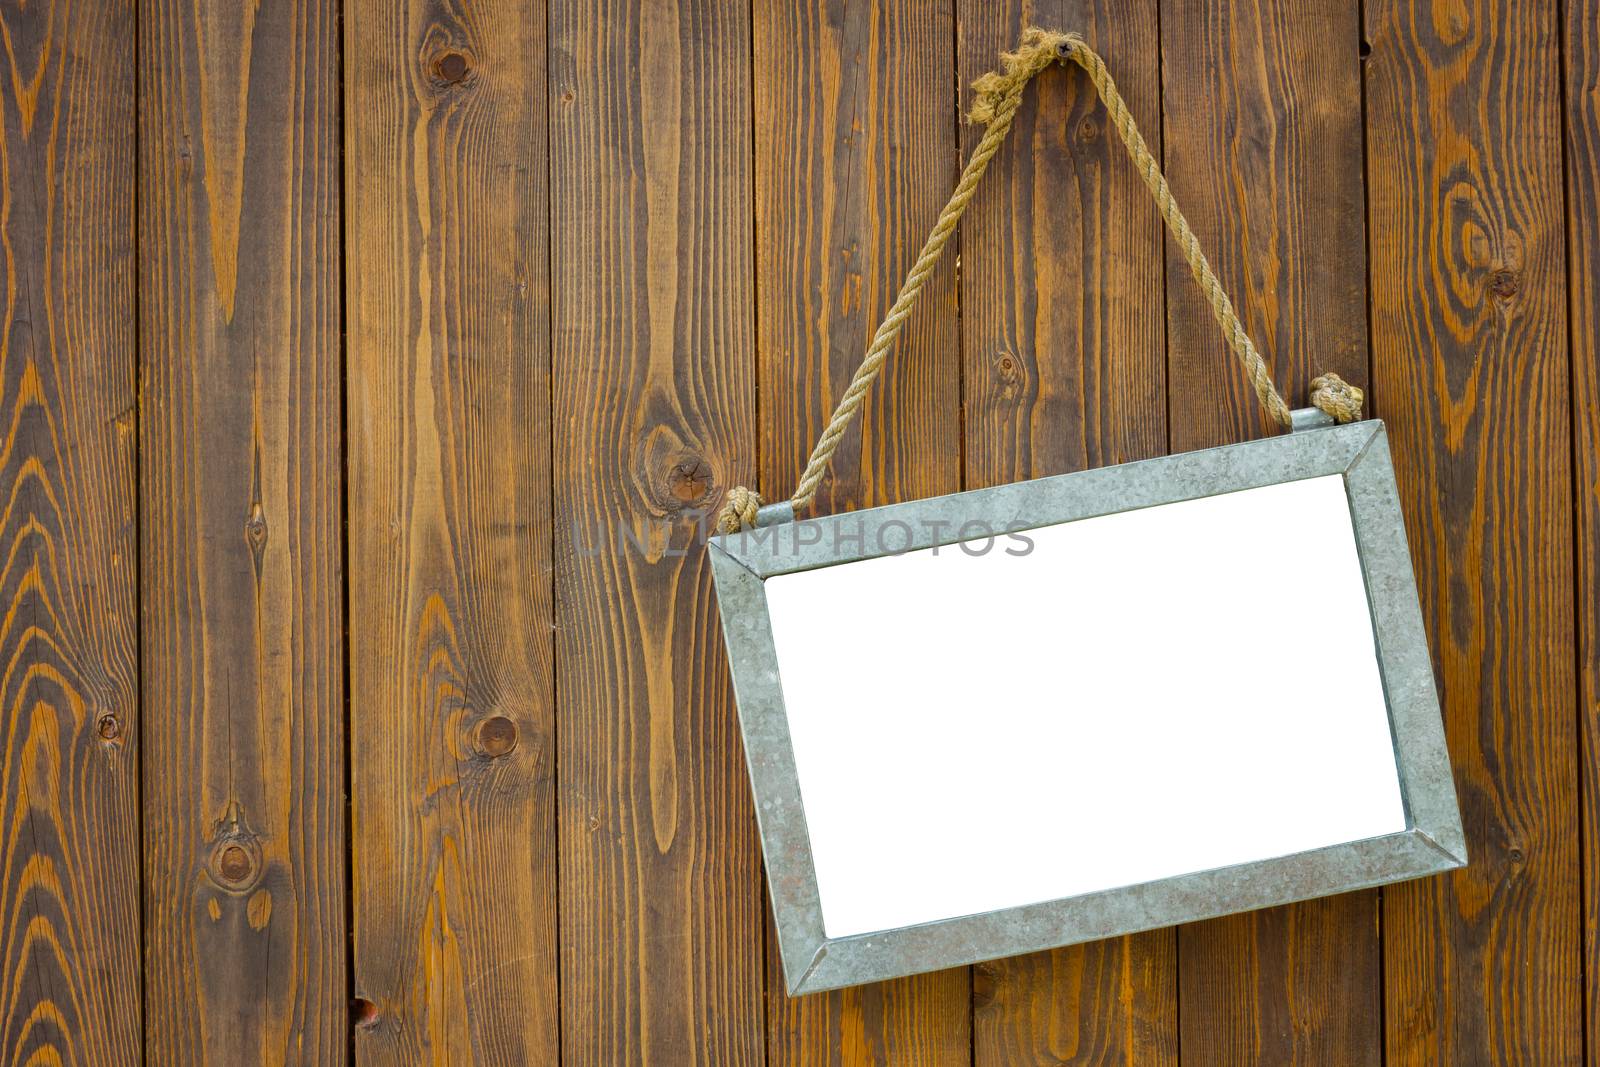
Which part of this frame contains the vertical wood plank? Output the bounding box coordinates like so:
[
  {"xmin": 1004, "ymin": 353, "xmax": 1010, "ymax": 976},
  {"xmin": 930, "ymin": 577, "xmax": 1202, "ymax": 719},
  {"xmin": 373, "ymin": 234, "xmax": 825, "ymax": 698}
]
[
  {"xmin": 549, "ymin": 0, "xmax": 764, "ymax": 1061},
  {"xmin": 1159, "ymin": 2, "xmax": 1378, "ymax": 1064},
  {"xmin": 346, "ymin": 0, "xmax": 558, "ymax": 1060},
  {"xmin": 959, "ymin": 6, "xmax": 1176, "ymax": 1063},
  {"xmin": 1568, "ymin": 0, "xmax": 1600, "ymax": 1058},
  {"xmin": 755, "ymin": 1, "xmax": 969, "ymax": 1059},
  {"xmin": 0, "ymin": 0, "xmax": 141, "ymax": 1062},
  {"xmin": 1365, "ymin": 0, "xmax": 1579, "ymax": 1061},
  {"xmin": 139, "ymin": 0, "xmax": 346, "ymax": 1060},
  {"xmin": 1160, "ymin": 0, "xmax": 1371, "ymax": 448}
]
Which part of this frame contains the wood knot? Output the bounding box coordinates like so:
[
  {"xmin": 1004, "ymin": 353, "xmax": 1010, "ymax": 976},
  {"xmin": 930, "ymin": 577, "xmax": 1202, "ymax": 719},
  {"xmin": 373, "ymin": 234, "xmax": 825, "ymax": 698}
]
[
  {"xmin": 1488, "ymin": 268, "xmax": 1519, "ymax": 300},
  {"xmin": 210, "ymin": 839, "xmax": 261, "ymax": 891},
  {"xmin": 431, "ymin": 50, "xmax": 472, "ymax": 86},
  {"xmin": 96, "ymin": 714, "xmax": 122, "ymax": 742},
  {"xmin": 218, "ymin": 845, "xmax": 252, "ymax": 883},
  {"xmin": 475, "ymin": 715, "xmax": 519, "ymax": 758},
  {"xmin": 1076, "ymin": 116, "xmax": 1100, "ymax": 143},
  {"xmin": 992, "ymin": 350, "xmax": 1024, "ymax": 401},
  {"xmin": 353, "ymin": 997, "xmax": 381, "ymax": 1031},
  {"xmin": 245, "ymin": 503, "xmax": 268, "ymax": 555},
  {"xmin": 666, "ymin": 457, "xmax": 712, "ymax": 505}
]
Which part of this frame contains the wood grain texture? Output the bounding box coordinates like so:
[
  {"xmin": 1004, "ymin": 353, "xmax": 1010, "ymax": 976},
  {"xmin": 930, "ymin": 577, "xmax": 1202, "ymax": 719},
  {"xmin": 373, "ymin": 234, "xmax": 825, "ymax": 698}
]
[
  {"xmin": 1568, "ymin": 0, "xmax": 1600, "ymax": 1059},
  {"xmin": 346, "ymin": 0, "xmax": 558, "ymax": 1060},
  {"xmin": 1160, "ymin": 0, "xmax": 1370, "ymax": 448},
  {"xmin": 755, "ymin": 1, "xmax": 968, "ymax": 1060},
  {"xmin": 2, "ymin": 1, "xmax": 1591, "ymax": 1061},
  {"xmin": 1159, "ymin": 3, "xmax": 1378, "ymax": 1063},
  {"xmin": 958, "ymin": 6, "xmax": 1176, "ymax": 1063},
  {"xmin": 1365, "ymin": 0, "xmax": 1579, "ymax": 1061},
  {"xmin": 549, "ymin": 0, "xmax": 763, "ymax": 1061},
  {"xmin": 1179, "ymin": 897, "xmax": 1379, "ymax": 1065},
  {"xmin": 766, "ymin": 964, "xmax": 968, "ymax": 1067},
  {"xmin": 0, "ymin": 0, "xmax": 141, "ymax": 1062},
  {"xmin": 138, "ymin": 0, "xmax": 346, "ymax": 1061}
]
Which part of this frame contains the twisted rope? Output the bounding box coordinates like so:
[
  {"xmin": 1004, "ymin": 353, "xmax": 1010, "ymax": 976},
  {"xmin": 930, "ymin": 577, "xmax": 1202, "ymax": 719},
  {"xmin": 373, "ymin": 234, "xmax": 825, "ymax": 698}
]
[
  {"xmin": 719, "ymin": 28, "xmax": 1362, "ymax": 532},
  {"xmin": 716, "ymin": 485, "xmax": 764, "ymax": 535},
  {"xmin": 1309, "ymin": 372, "xmax": 1364, "ymax": 424}
]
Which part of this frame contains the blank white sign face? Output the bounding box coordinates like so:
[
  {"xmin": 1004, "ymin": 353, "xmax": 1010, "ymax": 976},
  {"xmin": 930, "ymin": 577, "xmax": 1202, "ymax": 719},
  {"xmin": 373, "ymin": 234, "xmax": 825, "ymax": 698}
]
[{"xmin": 762, "ymin": 474, "xmax": 1406, "ymax": 940}]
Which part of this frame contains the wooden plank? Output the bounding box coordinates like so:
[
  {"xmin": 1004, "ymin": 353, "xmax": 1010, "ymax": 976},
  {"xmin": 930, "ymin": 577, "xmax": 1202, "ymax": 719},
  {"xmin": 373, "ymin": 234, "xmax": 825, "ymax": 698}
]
[
  {"xmin": 958, "ymin": 7, "xmax": 1176, "ymax": 1063},
  {"xmin": 1568, "ymin": 0, "xmax": 1600, "ymax": 1059},
  {"xmin": 345, "ymin": 0, "xmax": 557, "ymax": 1061},
  {"xmin": 1159, "ymin": 3, "xmax": 1378, "ymax": 1063},
  {"xmin": 1364, "ymin": 0, "xmax": 1579, "ymax": 1061},
  {"xmin": 548, "ymin": 0, "xmax": 764, "ymax": 1061},
  {"xmin": 755, "ymin": 1, "xmax": 968, "ymax": 1059},
  {"xmin": 138, "ymin": 0, "xmax": 345, "ymax": 1061},
  {"xmin": 0, "ymin": 0, "xmax": 141, "ymax": 1062}
]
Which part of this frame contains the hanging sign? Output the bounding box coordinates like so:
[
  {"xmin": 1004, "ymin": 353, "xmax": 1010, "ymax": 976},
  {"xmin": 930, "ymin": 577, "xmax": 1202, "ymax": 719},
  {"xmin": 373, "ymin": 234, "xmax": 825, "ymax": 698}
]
[{"xmin": 710, "ymin": 420, "xmax": 1464, "ymax": 994}]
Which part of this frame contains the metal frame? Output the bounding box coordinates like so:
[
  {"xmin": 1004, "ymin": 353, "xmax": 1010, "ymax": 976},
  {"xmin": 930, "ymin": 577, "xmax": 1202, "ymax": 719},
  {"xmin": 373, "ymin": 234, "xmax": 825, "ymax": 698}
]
[{"xmin": 709, "ymin": 419, "xmax": 1466, "ymax": 995}]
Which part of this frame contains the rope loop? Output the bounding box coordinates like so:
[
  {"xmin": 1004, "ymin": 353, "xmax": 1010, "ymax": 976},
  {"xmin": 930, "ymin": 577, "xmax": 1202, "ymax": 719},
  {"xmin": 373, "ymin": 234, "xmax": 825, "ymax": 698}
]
[
  {"xmin": 1309, "ymin": 373, "xmax": 1365, "ymax": 423},
  {"xmin": 968, "ymin": 27, "xmax": 1073, "ymax": 126},
  {"xmin": 716, "ymin": 485, "xmax": 763, "ymax": 535},
  {"xmin": 719, "ymin": 27, "xmax": 1357, "ymax": 532}
]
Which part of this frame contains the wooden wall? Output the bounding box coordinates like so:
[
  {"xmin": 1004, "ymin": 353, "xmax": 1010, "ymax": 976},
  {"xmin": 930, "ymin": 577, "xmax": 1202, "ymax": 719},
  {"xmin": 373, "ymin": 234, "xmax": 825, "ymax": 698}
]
[{"xmin": 1, "ymin": 0, "xmax": 1595, "ymax": 1061}]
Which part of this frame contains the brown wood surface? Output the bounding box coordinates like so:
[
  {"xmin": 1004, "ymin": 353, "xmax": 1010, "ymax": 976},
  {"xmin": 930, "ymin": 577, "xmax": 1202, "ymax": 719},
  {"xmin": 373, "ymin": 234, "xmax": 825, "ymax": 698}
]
[
  {"xmin": 345, "ymin": 0, "xmax": 558, "ymax": 1061},
  {"xmin": 0, "ymin": 0, "xmax": 142, "ymax": 1063},
  {"xmin": 549, "ymin": 0, "xmax": 764, "ymax": 1061},
  {"xmin": 1365, "ymin": 0, "xmax": 1580, "ymax": 1062},
  {"xmin": 958, "ymin": 5, "xmax": 1176, "ymax": 1064},
  {"xmin": 1570, "ymin": 0, "xmax": 1600, "ymax": 1059},
  {"xmin": 1160, "ymin": 2, "xmax": 1380, "ymax": 1064},
  {"xmin": 755, "ymin": 1, "xmax": 969, "ymax": 1061},
  {"xmin": 138, "ymin": 0, "xmax": 347, "ymax": 1062},
  {"xmin": 2, "ymin": 1, "xmax": 1598, "ymax": 1062}
]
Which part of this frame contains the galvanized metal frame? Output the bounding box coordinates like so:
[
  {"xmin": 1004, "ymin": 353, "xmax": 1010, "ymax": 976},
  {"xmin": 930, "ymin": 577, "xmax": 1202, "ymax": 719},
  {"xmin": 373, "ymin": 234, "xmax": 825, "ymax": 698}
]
[{"xmin": 709, "ymin": 419, "xmax": 1466, "ymax": 995}]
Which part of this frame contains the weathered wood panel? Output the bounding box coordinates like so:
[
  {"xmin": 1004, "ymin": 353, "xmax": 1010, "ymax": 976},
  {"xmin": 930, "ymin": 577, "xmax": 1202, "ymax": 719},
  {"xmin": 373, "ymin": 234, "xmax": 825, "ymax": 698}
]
[
  {"xmin": 2, "ymin": 1, "xmax": 1595, "ymax": 1061},
  {"xmin": 1159, "ymin": 3, "xmax": 1378, "ymax": 1063},
  {"xmin": 755, "ymin": 1, "xmax": 968, "ymax": 1060},
  {"xmin": 958, "ymin": 7, "xmax": 1175, "ymax": 1063},
  {"xmin": 1365, "ymin": 0, "xmax": 1579, "ymax": 1061},
  {"xmin": 0, "ymin": 0, "xmax": 141, "ymax": 1063},
  {"xmin": 1568, "ymin": 0, "xmax": 1600, "ymax": 1058},
  {"xmin": 345, "ymin": 0, "xmax": 558, "ymax": 1060},
  {"xmin": 138, "ymin": 0, "xmax": 345, "ymax": 1061},
  {"xmin": 549, "ymin": 0, "xmax": 764, "ymax": 1061}
]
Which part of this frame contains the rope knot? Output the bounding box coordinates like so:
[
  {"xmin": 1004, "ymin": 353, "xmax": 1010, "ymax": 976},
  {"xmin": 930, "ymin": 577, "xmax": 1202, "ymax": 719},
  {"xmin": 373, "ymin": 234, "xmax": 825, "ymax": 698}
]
[
  {"xmin": 967, "ymin": 28, "xmax": 1077, "ymax": 126},
  {"xmin": 716, "ymin": 486, "xmax": 764, "ymax": 534},
  {"xmin": 1308, "ymin": 373, "xmax": 1364, "ymax": 423}
]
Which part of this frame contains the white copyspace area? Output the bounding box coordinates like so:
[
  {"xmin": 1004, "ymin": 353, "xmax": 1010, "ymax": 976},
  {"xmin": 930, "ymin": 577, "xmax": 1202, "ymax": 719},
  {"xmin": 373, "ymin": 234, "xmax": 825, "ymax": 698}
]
[{"xmin": 762, "ymin": 474, "xmax": 1406, "ymax": 939}]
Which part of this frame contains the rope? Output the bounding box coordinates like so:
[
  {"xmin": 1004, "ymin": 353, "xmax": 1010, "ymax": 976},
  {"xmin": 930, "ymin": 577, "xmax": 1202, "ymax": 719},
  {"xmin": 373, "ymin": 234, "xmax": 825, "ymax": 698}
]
[
  {"xmin": 719, "ymin": 27, "xmax": 1363, "ymax": 533},
  {"xmin": 1309, "ymin": 372, "xmax": 1364, "ymax": 424},
  {"xmin": 716, "ymin": 485, "xmax": 764, "ymax": 535}
]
